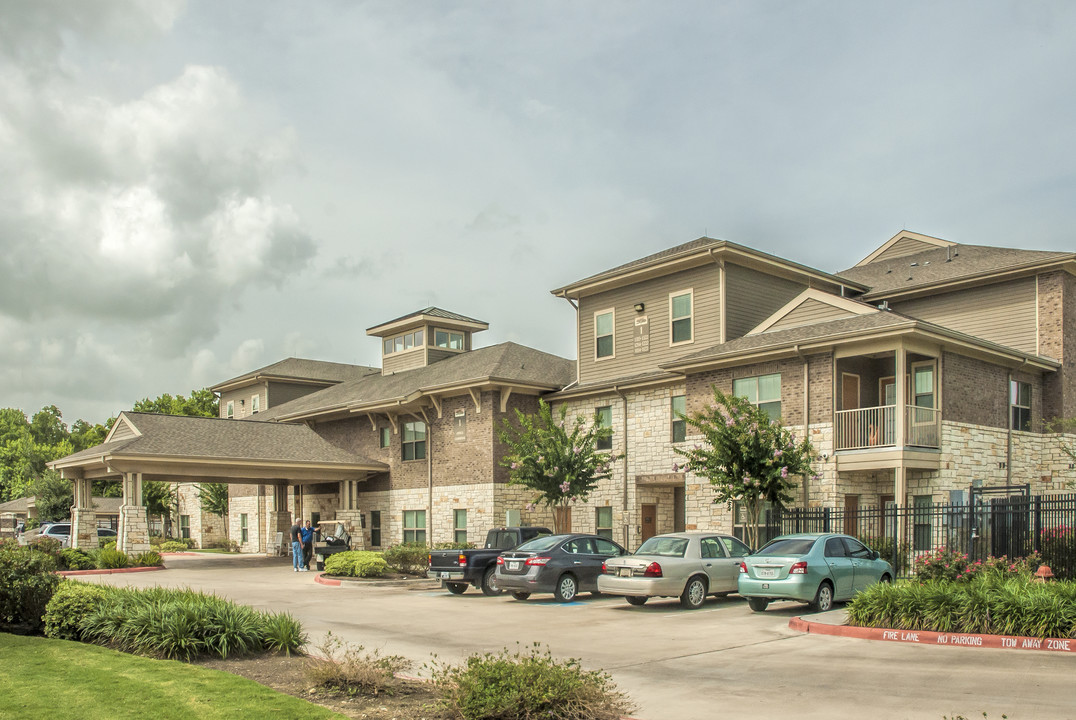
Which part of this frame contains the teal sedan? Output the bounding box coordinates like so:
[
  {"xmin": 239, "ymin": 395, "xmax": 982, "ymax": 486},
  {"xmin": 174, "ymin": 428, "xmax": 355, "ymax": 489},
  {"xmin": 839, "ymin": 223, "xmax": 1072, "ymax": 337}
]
[{"xmin": 737, "ymin": 533, "xmax": 894, "ymax": 613}]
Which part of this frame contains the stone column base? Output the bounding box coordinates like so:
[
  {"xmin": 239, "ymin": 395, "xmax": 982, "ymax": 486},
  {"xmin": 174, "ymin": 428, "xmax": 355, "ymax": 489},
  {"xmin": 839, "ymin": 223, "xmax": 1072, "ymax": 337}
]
[
  {"xmin": 335, "ymin": 509, "xmax": 366, "ymax": 551},
  {"xmin": 71, "ymin": 506, "xmax": 98, "ymax": 549},
  {"xmin": 118, "ymin": 505, "xmax": 151, "ymax": 554}
]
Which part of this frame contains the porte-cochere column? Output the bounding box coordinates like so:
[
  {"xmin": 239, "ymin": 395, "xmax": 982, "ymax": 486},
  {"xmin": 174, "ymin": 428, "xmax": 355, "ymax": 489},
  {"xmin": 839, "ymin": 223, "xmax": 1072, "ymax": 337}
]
[
  {"xmin": 118, "ymin": 472, "xmax": 150, "ymax": 553},
  {"xmin": 70, "ymin": 474, "xmax": 97, "ymax": 549}
]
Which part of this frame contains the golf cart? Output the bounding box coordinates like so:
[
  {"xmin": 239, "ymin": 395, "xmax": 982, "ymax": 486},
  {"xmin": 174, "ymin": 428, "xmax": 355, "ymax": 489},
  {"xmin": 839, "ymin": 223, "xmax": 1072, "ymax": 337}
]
[{"xmin": 313, "ymin": 520, "xmax": 352, "ymax": 571}]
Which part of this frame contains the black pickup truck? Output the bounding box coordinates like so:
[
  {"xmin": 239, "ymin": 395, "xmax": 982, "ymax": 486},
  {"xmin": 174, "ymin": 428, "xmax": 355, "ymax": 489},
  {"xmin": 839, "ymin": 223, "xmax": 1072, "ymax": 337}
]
[{"xmin": 428, "ymin": 526, "xmax": 551, "ymax": 595}]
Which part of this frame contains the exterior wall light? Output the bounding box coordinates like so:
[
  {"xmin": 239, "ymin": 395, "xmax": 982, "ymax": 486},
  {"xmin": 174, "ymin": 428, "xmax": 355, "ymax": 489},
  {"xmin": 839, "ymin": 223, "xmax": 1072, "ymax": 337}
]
[{"xmin": 634, "ymin": 303, "xmax": 645, "ymax": 312}]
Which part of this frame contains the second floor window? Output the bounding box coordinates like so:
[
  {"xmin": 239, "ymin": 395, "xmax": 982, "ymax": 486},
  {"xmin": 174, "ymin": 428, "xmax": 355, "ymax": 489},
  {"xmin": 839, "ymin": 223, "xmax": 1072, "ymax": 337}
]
[
  {"xmin": 595, "ymin": 406, "xmax": 613, "ymax": 450},
  {"xmin": 384, "ymin": 329, "xmax": 425, "ymax": 355},
  {"xmin": 733, "ymin": 373, "xmax": 781, "ymax": 421},
  {"xmin": 434, "ymin": 329, "xmax": 464, "ymax": 350},
  {"xmin": 251, "ymin": 395, "xmax": 260, "ymax": 414},
  {"xmin": 1011, "ymin": 380, "xmax": 1031, "ymax": 431},
  {"xmin": 671, "ymin": 395, "xmax": 687, "ymax": 442},
  {"xmin": 402, "ymin": 421, "xmax": 426, "ymax": 460},
  {"xmin": 379, "ymin": 427, "xmax": 391, "ymax": 448},
  {"xmin": 670, "ymin": 290, "xmax": 693, "ymax": 344},
  {"xmin": 595, "ymin": 310, "xmax": 614, "ymax": 359},
  {"xmin": 226, "ymin": 401, "xmax": 234, "ymax": 419}
]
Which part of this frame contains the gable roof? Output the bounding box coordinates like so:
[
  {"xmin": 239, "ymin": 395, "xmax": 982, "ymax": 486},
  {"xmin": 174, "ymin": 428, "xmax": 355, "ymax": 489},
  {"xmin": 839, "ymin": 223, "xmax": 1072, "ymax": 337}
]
[
  {"xmin": 366, "ymin": 307, "xmax": 489, "ymax": 337},
  {"xmin": 210, "ymin": 358, "xmax": 379, "ymax": 393},
  {"xmin": 551, "ymin": 237, "xmax": 867, "ymax": 299},
  {"xmin": 260, "ymin": 342, "xmax": 575, "ymax": 422},
  {"xmin": 837, "ymin": 243, "xmax": 1075, "ymax": 300},
  {"xmin": 853, "ymin": 231, "xmax": 957, "ymax": 267},
  {"xmin": 748, "ymin": 289, "xmax": 878, "ymax": 335}
]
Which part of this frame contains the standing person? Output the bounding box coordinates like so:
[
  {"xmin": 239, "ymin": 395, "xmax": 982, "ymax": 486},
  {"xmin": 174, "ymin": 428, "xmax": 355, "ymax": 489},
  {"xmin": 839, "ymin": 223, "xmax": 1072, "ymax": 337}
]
[
  {"xmin": 300, "ymin": 519, "xmax": 315, "ymax": 571},
  {"xmin": 289, "ymin": 516, "xmax": 303, "ymax": 572}
]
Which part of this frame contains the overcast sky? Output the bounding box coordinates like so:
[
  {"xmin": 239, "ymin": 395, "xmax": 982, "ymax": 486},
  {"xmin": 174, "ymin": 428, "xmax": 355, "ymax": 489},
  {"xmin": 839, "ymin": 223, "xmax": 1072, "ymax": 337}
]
[{"xmin": 1, "ymin": 1, "xmax": 1074, "ymax": 425}]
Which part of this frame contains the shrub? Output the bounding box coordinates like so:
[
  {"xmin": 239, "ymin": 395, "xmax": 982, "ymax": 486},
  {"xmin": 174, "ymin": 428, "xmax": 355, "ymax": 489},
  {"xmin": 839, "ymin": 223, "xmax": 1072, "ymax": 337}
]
[
  {"xmin": 205, "ymin": 539, "xmax": 240, "ymax": 552},
  {"xmin": 431, "ymin": 644, "xmax": 635, "ymax": 720},
  {"xmin": 0, "ymin": 540, "xmax": 61, "ymax": 632},
  {"xmin": 382, "ymin": 542, "xmax": 429, "ymax": 574},
  {"xmin": 96, "ymin": 548, "xmax": 131, "ymax": 569},
  {"xmin": 914, "ymin": 548, "xmax": 1042, "ymax": 583},
  {"xmin": 44, "ymin": 581, "xmax": 108, "ymax": 640},
  {"xmin": 1042, "ymin": 526, "xmax": 1076, "ymax": 580},
  {"xmin": 305, "ymin": 632, "xmax": 411, "ymax": 696},
  {"xmin": 158, "ymin": 541, "xmax": 190, "ymax": 553},
  {"xmin": 100, "ymin": 540, "xmax": 117, "ymax": 552},
  {"xmin": 856, "ymin": 535, "xmax": 912, "ymax": 575},
  {"xmin": 324, "ymin": 551, "xmax": 388, "ymax": 578},
  {"xmin": 29, "ymin": 536, "xmax": 63, "ymax": 555},
  {"xmin": 58, "ymin": 548, "xmax": 96, "ymax": 571},
  {"xmin": 260, "ymin": 611, "xmax": 307, "ymax": 656},
  {"xmin": 132, "ymin": 551, "xmax": 164, "ymax": 567},
  {"xmin": 434, "ymin": 541, "xmax": 477, "ymax": 550}
]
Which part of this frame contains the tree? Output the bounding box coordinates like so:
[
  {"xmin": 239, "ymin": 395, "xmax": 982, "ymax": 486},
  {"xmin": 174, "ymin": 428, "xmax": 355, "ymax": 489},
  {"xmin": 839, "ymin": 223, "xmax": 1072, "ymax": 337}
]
[
  {"xmin": 198, "ymin": 482, "xmax": 229, "ymax": 535},
  {"xmin": 673, "ymin": 388, "xmax": 817, "ymax": 550},
  {"xmin": 498, "ymin": 400, "xmax": 620, "ymax": 533},
  {"xmin": 133, "ymin": 388, "xmax": 218, "ymax": 418},
  {"xmin": 143, "ymin": 481, "xmax": 178, "ymax": 538},
  {"xmin": 29, "ymin": 470, "xmax": 74, "ymax": 523}
]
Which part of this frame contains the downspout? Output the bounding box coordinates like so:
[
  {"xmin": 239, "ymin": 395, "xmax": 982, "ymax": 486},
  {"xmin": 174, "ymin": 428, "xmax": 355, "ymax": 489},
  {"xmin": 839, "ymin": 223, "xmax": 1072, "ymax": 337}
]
[
  {"xmin": 1007, "ymin": 359, "xmax": 1028, "ymax": 485},
  {"xmin": 560, "ymin": 294, "xmax": 581, "ymax": 386},
  {"xmin": 796, "ymin": 344, "xmax": 810, "ymax": 506},
  {"xmin": 428, "ymin": 413, "xmax": 434, "ymax": 548},
  {"xmin": 613, "ymin": 385, "xmax": 629, "ymax": 548}
]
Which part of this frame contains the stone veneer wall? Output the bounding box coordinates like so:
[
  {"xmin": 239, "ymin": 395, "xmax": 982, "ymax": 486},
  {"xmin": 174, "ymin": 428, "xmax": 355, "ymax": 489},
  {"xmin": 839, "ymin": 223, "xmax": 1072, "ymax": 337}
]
[{"xmin": 175, "ymin": 483, "xmax": 226, "ymax": 549}]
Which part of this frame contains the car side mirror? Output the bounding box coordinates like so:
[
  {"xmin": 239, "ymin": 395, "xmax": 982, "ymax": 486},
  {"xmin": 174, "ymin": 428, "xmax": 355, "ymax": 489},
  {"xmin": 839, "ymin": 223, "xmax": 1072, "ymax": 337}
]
[{"xmin": 872, "ymin": 551, "xmax": 880, "ymax": 561}]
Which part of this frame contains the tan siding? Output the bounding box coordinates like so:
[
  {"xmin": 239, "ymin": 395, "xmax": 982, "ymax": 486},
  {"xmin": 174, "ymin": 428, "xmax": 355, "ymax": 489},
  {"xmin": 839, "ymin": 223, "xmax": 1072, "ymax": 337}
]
[
  {"xmin": 427, "ymin": 348, "xmax": 460, "ymax": 366},
  {"xmin": 874, "ymin": 236, "xmax": 937, "ymax": 263},
  {"xmin": 111, "ymin": 419, "xmax": 136, "ymax": 441},
  {"xmin": 766, "ymin": 298, "xmax": 857, "ymax": 332},
  {"xmin": 267, "ymin": 381, "xmax": 322, "ymax": 409},
  {"xmin": 892, "ymin": 277, "xmax": 1037, "ymax": 353},
  {"xmin": 724, "ymin": 264, "xmax": 806, "ymax": 339},
  {"xmin": 383, "ymin": 348, "xmax": 426, "ymax": 375},
  {"xmin": 577, "ymin": 264, "xmax": 721, "ymax": 386}
]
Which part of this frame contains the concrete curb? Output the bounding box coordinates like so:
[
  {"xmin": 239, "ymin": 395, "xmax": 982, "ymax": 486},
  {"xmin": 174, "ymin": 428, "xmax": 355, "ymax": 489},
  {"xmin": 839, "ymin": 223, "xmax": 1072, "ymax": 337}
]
[
  {"xmin": 789, "ymin": 616, "xmax": 1076, "ymax": 653},
  {"xmin": 314, "ymin": 573, "xmax": 439, "ymax": 588},
  {"xmin": 314, "ymin": 573, "xmax": 340, "ymax": 586},
  {"xmin": 58, "ymin": 566, "xmax": 166, "ymax": 577}
]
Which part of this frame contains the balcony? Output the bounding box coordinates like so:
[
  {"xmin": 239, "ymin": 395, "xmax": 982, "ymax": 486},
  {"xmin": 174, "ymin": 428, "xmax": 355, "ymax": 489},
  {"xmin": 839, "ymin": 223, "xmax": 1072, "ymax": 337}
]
[{"xmin": 835, "ymin": 405, "xmax": 940, "ymax": 451}]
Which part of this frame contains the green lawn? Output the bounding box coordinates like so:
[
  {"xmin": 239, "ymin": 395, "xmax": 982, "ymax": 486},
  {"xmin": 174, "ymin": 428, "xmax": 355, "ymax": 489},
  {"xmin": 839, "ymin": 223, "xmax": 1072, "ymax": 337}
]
[{"xmin": 0, "ymin": 633, "xmax": 345, "ymax": 720}]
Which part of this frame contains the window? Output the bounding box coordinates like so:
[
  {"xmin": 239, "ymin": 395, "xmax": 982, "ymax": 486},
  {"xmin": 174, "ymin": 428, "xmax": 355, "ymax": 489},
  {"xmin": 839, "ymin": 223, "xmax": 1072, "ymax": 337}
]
[
  {"xmin": 402, "ymin": 421, "xmax": 426, "ymax": 460},
  {"xmin": 370, "ymin": 510, "xmax": 381, "ymax": 547},
  {"xmin": 913, "ymin": 495, "xmax": 933, "ymax": 552},
  {"xmin": 700, "ymin": 536, "xmax": 723, "ymax": 559},
  {"xmin": 383, "ymin": 330, "xmax": 425, "ymax": 355},
  {"xmin": 670, "ymin": 290, "xmax": 693, "ymax": 344},
  {"xmin": 1011, "ymin": 380, "xmax": 1031, "ymax": 431},
  {"xmin": 179, "ymin": 514, "xmax": 190, "ymax": 539},
  {"xmin": 251, "ymin": 394, "xmax": 260, "ymax": 414},
  {"xmin": 671, "ymin": 395, "xmax": 686, "ymax": 442},
  {"xmin": 226, "ymin": 401, "xmax": 234, "ymax": 419},
  {"xmin": 593, "ymin": 538, "xmax": 622, "ymax": 556},
  {"xmin": 912, "ymin": 364, "xmax": 935, "ymax": 408},
  {"xmin": 403, "ymin": 510, "xmax": 426, "ymax": 544},
  {"xmin": 720, "ymin": 536, "xmax": 752, "ymax": 558},
  {"xmin": 595, "ymin": 310, "xmax": 614, "ymax": 359},
  {"xmin": 733, "ymin": 373, "xmax": 781, "ymax": 420},
  {"xmin": 595, "ymin": 406, "xmax": 612, "ymax": 451},
  {"xmin": 379, "ymin": 426, "xmax": 391, "ymax": 449},
  {"xmin": 240, "ymin": 513, "xmax": 248, "ymax": 544},
  {"xmin": 595, "ymin": 506, "xmax": 613, "ymax": 539},
  {"xmin": 454, "ymin": 509, "xmax": 467, "ymax": 544},
  {"xmin": 434, "ymin": 329, "xmax": 464, "ymax": 350}
]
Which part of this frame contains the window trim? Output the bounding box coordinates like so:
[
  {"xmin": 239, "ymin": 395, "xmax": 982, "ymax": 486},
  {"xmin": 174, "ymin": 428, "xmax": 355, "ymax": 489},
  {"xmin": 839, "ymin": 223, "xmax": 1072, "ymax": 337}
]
[
  {"xmin": 240, "ymin": 513, "xmax": 248, "ymax": 544},
  {"xmin": 454, "ymin": 509, "xmax": 467, "ymax": 544},
  {"xmin": 671, "ymin": 394, "xmax": 686, "ymax": 443},
  {"xmin": 226, "ymin": 400, "xmax": 234, "ymax": 419},
  {"xmin": 595, "ymin": 405, "xmax": 613, "ymax": 451},
  {"xmin": 594, "ymin": 308, "xmax": 615, "ymax": 360},
  {"xmin": 433, "ymin": 328, "xmax": 465, "ymax": 351},
  {"xmin": 733, "ymin": 373, "xmax": 782, "ymax": 420},
  {"xmin": 595, "ymin": 506, "xmax": 613, "ymax": 540},
  {"xmin": 669, "ymin": 289, "xmax": 694, "ymax": 347},
  {"xmin": 1010, "ymin": 379, "xmax": 1032, "ymax": 432},
  {"xmin": 369, "ymin": 510, "xmax": 382, "ymax": 547},
  {"xmin": 910, "ymin": 361, "xmax": 936, "ymax": 409},
  {"xmin": 402, "ymin": 421, "xmax": 427, "ymax": 461},
  {"xmin": 379, "ymin": 426, "xmax": 391, "ymax": 449},
  {"xmin": 383, "ymin": 329, "xmax": 426, "ymax": 356},
  {"xmin": 403, "ymin": 509, "xmax": 427, "ymax": 544},
  {"xmin": 251, "ymin": 394, "xmax": 260, "ymax": 414}
]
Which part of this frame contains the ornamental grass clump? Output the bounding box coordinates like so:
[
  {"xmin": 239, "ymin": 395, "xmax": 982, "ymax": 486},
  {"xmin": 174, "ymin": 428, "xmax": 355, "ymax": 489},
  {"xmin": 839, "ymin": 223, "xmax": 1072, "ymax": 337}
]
[
  {"xmin": 305, "ymin": 632, "xmax": 411, "ymax": 697},
  {"xmin": 431, "ymin": 643, "xmax": 635, "ymax": 720}
]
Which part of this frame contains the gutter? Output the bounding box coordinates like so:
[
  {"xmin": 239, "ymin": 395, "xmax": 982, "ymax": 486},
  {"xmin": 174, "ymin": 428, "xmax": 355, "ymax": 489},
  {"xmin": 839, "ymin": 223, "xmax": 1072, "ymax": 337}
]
[{"xmin": 612, "ymin": 385, "xmax": 629, "ymax": 548}]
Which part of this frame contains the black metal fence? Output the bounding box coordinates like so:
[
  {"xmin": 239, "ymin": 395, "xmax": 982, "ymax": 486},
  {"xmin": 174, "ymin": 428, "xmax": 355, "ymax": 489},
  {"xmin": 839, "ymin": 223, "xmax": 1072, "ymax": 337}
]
[{"xmin": 758, "ymin": 492, "xmax": 1076, "ymax": 579}]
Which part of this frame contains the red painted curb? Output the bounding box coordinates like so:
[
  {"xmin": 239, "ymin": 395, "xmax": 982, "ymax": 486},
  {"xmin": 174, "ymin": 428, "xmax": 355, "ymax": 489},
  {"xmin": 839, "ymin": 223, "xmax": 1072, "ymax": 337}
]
[
  {"xmin": 789, "ymin": 616, "xmax": 1076, "ymax": 653},
  {"xmin": 314, "ymin": 573, "xmax": 340, "ymax": 586},
  {"xmin": 58, "ymin": 566, "xmax": 166, "ymax": 576}
]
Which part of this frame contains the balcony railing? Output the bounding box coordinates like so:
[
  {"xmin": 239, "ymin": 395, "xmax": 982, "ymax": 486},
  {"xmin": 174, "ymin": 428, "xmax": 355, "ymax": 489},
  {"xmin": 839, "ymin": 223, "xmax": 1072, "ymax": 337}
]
[
  {"xmin": 834, "ymin": 404, "xmax": 941, "ymax": 451},
  {"xmin": 835, "ymin": 405, "xmax": 895, "ymax": 450}
]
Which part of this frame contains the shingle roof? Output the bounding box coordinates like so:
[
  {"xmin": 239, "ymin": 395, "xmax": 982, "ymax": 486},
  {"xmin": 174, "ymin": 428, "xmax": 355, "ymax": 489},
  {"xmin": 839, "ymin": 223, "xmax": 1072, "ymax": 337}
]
[
  {"xmin": 210, "ymin": 358, "xmax": 379, "ymax": 391},
  {"xmin": 365, "ymin": 307, "xmax": 488, "ymax": 333},
  {"xmin": 56, "ymin": 413, "xmax": 386, "ymax": 468},
  {"xmin": 259, "ymin": 342, "xmax": 575, "ymax": 420},
  {"xmin": 837, "ymin": 244, "xmax": 1074, "ymax": 298}
]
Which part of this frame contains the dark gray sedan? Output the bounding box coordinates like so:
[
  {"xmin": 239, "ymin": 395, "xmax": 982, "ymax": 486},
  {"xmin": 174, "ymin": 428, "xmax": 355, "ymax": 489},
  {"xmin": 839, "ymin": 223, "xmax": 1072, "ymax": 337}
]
[{"xmin": 496, "ymin": 534, "xmax": 627, "ymax": 602}]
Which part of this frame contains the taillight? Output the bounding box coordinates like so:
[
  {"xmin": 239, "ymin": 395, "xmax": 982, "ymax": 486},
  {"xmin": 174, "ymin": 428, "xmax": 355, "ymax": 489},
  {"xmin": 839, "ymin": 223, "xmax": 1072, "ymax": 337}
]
[
  {"xmin": 458, "ymin": 554, "xmax": 467, "ymax": 566},
  {"xmin": 738, "ymin": 561, "xmax": 747, "ymax": 574},
  {"xmin": 428, "ymin": 554, "xmax": 432, "ymax": 565},
  {"xmin": 790, "ymin": 561, "xmax": 808, "ymax": 575},
  {"xmin": 601, "ymin": 561, "xmax": 607, "ymax": 574},
  {"xmin": 525, "ymin": 556, "xmax": 551, "ymax": 566},
  {"xmin": 643, "ymin": 561, "xmax": 662, "ymax": 577},
  {"xmin": 496, "ymin": 556, "xmax": 505, "ymax": 565}
]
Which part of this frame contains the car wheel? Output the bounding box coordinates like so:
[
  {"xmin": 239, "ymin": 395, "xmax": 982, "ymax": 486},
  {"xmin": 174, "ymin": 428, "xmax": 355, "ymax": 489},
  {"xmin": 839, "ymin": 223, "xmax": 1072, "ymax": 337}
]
[
  {"xmin": 811, "ymin": 581, "xmax": 834, "ymax": 612},
  {"xmin": 446, "ymin": 583, "xmax": 467, "ymax": 595},
  {"xmin": 879, "ymin": 574, "xmax": 893, "ymax": 584},
  {"xmin": 680, "ymin": 576, "xmax": 707, "ymax": 609},
  {"xmin": 626, "ymin": 596, "xmax": 648, "ymax": 606},
  {"xmin": 511, "ymin": 591, "xmax": 531, "ymax": 601},
  {"xmin": 481, "ymin": 567, "xmax": 502, "ymax": 596},
  {"xmin": 554, "ymin": 574, "xmax": 578, "ymax": 602},
  {"xmin": 747, "ymin": 597, "xmax": 769, "ymax": 613}
]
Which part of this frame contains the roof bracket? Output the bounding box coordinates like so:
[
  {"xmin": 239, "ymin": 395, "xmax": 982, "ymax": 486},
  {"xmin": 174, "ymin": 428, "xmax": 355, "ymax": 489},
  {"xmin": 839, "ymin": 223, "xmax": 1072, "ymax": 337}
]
[
  {"xmin": 387, "ymin": 413, "xmax": 398, "ymax": 435},
  {"xmin": 367, "ymin": 413, "xmax": 378, "ymax": 431},
  {"xmin": 499, "ymin": 387, "xmax": 513, "ymax": 413},
  {"xmin": 429, "ymin": 394, "xmax": 443, "ymax": 419},
  {"xmin": 468, "ymin": 388, "xmax": 482, "ymax": 413}
]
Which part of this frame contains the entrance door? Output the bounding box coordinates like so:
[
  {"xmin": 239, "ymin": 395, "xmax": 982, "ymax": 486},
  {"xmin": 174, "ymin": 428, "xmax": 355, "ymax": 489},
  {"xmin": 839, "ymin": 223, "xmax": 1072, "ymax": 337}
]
[
  {"xmin": 843, "ymin": 494, "xmax": 860, "ymax": 535},
  {"xmin": 841, "ymin": 373, "xmax": 860, "ymax": 411},
  {"xmin": 641, "ymin": 504, "xmax": 657, "ymax": 542}
]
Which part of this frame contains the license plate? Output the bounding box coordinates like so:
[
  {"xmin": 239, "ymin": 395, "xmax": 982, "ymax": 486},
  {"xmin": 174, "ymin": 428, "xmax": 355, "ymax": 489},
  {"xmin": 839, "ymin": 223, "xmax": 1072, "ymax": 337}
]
[
  {"xmin": 508, "ymin": 561, "xmax": 521, "ymax": 571},
  {"xmin": 619, "ymin": 567, "xmax": 632, "ymax": 577},
  {"xmin": 756, "ymin": 568, "xmax": 778, "ymax": 579},
  {"xmin": 439, "ymin": 572, "xmax": 450, "ymax": 579}
]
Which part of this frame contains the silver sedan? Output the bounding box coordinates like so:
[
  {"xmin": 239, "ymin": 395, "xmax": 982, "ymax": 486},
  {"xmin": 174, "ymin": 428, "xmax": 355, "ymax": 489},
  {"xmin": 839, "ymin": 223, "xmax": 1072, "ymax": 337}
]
[{"xmin": 597, "ymin": 531, "xmax": 753, "ymax": 609}]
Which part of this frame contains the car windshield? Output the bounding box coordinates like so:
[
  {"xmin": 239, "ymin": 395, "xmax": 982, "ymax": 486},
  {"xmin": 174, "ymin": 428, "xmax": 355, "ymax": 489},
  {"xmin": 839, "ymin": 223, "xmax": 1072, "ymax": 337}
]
[
  {"xmin": 514, "ymin": 535, "xmax": 565, "ymax": 553},
  {"xmin": 634, "ymin": 536, "xmax": 689, "ymax": 557},
  {"xmin": 756, "ymin": 538, "xmax": 817, "ymax": 556}
]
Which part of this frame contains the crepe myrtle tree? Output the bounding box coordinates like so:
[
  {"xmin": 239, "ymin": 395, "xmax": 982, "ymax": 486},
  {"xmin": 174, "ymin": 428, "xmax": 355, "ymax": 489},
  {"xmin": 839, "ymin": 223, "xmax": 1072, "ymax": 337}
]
[
  {"xmin": 673, "ymin": 387, "xmax": 818, "ymax": 550},
  {"xmin": 498, "ymin": 400, "xmax": 621, "ymax": 533}
]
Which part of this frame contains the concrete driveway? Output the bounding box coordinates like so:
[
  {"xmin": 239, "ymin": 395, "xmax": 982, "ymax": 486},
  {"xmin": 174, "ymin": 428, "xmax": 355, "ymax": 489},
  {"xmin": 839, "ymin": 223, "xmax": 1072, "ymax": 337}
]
[{"xmin": 84, "ymin": 553, "xmax": 1076, "ymax": 720}]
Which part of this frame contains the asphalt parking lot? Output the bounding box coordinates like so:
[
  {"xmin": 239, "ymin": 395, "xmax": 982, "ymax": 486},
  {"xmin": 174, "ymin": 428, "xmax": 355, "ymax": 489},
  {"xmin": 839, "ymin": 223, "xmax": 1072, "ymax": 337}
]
[{"xmin": 84, "ymin": 554, "xmax": 1076, "ymax": 720}]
